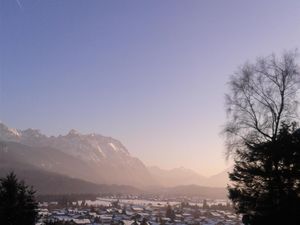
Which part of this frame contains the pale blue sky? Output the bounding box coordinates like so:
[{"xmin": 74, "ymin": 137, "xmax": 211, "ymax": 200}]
[{"xmin": 1, "ymin": 0, "xmax": 300, "ymax": 175}]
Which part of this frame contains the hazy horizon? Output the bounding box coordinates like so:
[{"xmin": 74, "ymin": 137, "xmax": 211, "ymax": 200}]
[{"xmin": 1, "ymin": 0, "xmax": 300, "ymax": 176}]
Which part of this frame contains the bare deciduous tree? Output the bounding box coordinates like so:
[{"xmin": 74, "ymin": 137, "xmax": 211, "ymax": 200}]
[{"xmin": 224, "ymin": 50, "xmax": 300, "ymax": 157}]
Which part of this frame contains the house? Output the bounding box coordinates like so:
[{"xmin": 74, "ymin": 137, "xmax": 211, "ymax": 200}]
[
  {"xmin": 72, "ymin": 218, "xmax": 91, "ymax": 224},
  {"xmin": 100, "ymin": 215, "xmax": 113, "ymax": 224},
  {"xmin": 132, "ymin": 207, "xmax": 144, "ymax": 213}
]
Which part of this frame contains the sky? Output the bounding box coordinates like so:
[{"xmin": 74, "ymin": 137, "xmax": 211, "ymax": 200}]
[{"xmin": 1, "ymin": 0, "xmax": 300, "ymax": 176}]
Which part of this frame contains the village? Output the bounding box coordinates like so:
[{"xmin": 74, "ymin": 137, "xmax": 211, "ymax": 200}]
[{"xmin": 37, "ymin": 196, "xmax": 241, "ymax": 225}]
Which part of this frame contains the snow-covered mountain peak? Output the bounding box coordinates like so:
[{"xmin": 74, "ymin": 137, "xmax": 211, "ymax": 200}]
[
  {"xmin": 67, "ymin": 129, "xmax": 81, "ymax": 136},
  {"xmin": 21, "ymin": 128, "xmax": 44, "ymax": 138},
  {"xmin": 0, "ymin": 122, "xmax": 21, "ymax": 141},
  {"xmin": 1, "ymin": 122, "xmax": 133, "ymax": 162},
  {"xmin": 0, "ymin": 122, "xmax": 156, "ymax": 186}
]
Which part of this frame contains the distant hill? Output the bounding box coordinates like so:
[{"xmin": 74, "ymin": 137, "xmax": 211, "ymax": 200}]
[
  {"xmin": 0, "ymin": 141, "xmax": 104, "ymax": 184},
  {"xmin": 148, "ymin": 166, "xmax": 230, "ymax": 188},
  {"xmin": 148, "ymin": 166, "xmax": 207, "ymax": 186},
  {"xmin": 0, "ymin": 161, "xmax": 141, "ymax": 195},
  {"xmin": 0, "ymin": 163, "xmax": 226, "ymax": 198},
  {"xmin": 207, "ymin": 168, "xmax": 231, "ymax": 187},
  {"xmin": 146, "ymin": 184, "xmax": 227, "ymax": 199}
]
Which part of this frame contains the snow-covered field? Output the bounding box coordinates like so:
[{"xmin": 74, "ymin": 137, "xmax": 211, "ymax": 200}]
[{"xmin": 83, "ymin": 197, "xmax": 228, "ymax": 208}]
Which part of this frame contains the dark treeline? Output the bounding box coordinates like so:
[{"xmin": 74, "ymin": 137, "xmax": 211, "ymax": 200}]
[
  {"xmin": 37, "ymin": 193, "xmax": 99, "ymax": 203},
  {"xmin": 37, "ymin": 193, "xmax": 142, "ymax": 204}
]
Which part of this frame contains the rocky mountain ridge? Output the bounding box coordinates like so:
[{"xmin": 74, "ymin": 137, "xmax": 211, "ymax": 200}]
[
  {"xmin": 0, "ymin": 122, "xmax": 154, "ymax": 187},
  {"xmin": 0, "ymin": 122, "xmax": 229, "ymax": 188}
]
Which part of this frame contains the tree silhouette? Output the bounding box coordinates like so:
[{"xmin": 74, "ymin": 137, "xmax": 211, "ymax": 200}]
[
  {"xmin": 224, "ymin": 51, "xmax": 300, "ymax": 224},
  {"xmin": 202, "ymin": 199, "xmax": 209, "ymax": 209},
  {"xmin": 165, "ymin": 204, "xmax": 175, "ymax": 221},
  {"xmin": 229, "ymin": 124, "xmax": 300, "ymax": 224},
  {"xmin": 0, "ymin": 172, "xmax": 38, "ymax": 225},
  {"xmin": 140, "ymin": 218, "xmax": 148, "ymax": 225},
  {"xmin": 224, "ymin": 50, "xmax": 300, "ymax": 157}
]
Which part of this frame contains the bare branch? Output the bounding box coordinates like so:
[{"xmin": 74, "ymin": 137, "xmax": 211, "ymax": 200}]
[{"xmin": 224, "ymin": 50, "xmax": 300, "ymax": 157}]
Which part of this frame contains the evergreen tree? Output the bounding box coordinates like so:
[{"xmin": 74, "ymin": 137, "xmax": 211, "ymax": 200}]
[
  {"xmin": 229, "ymin": 124, "xmax": 300, "ymax": 224},
  {"xmin": 80, "ymin": 199, "xmax": 87, "ymax": 208},
  {"xmin": 165, "ymin": 204, "xmax": 175, "ymax": 221},
  {"xmin": 140, "ymin": 218, "xmax": 148, "ymax": 225},
  {"xmin": 202, "ymin": 199, "xmax": 209, "ymax": 209},
  {"xmin": 0, "ymin": 172, "xmax": 39, "ymax": 225}
]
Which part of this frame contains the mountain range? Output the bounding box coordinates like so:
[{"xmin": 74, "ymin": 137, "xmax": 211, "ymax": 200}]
[
  {"xmin": 148, "ymin": 166, "xmax": 230, "ymax": 187},
  {"xmin": 0, "ymin": 122, "xmax": 229, "ymax": 195}
]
